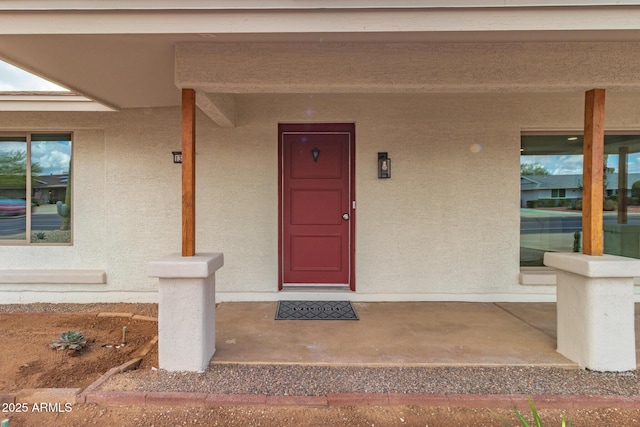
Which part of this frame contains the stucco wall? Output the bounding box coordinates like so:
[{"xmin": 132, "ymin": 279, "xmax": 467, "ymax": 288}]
[
  {"xmin": 1, "ymin": 93, "xmax": 640, "ymax": 302},
  {"xmin": 162, "ymin": 92, "xmax": 640, "ymax": 301},
  {"xmin": 0, "ymin": 109, "xmax": 182, "ymax": 302}
]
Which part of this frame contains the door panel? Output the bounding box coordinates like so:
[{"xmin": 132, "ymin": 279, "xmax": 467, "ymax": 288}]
[
  {"xmin": 291, "ymin": 189, "xmax": 342, "ymax": 225},
  {"xmin": 290, "ymin": 235, "xmax": 343, "ymax": 271},
  {"xmin": 279, "ymin": 124, "xmax": 355, "ymax": 288}
]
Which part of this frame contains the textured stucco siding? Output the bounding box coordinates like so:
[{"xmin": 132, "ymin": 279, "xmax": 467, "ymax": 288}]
[
  {"xmin": 1, "ymin": 93, "xmax": 640, "ymax": 302},
  {"xmin": 176, "ymin": 42, "xmax": 640, "ymax": 94},
  {"xmin": 0, "ymin": 109, "xmax": 182, "ymax": 302}
]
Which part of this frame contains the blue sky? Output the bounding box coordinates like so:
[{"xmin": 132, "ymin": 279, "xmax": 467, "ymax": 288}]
[
  {"xmin": 0, "ymin": 140, "xmax": 71, "ymax": 176},
  {"xmin": 522, "ymin": 153, "xmax": 640, "ymax": 175},
  {"xmin": 0, "ymin": 60, "xmax": 66, "ymax": 91},
  {"xmin": 32, "ymin": 141, "xmax": 71, "ymax": 175}
]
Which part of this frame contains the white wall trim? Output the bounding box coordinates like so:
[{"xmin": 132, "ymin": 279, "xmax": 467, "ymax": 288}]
[
  {"xmin": 217, "ymin": 292, "xmax": 562, "ymax": 303},
  {"xmin": 4, "ymin": 1, "xmax": 640, "ymax": 11},
  {"xmin": 0, "ymin": 269, "xmax": 106, "ymax": 284},
  {"xmin": 0, "ymin": 290, "xmax": 157, "ymax": 304},
  {"xmin": 2, "ymin": 290, "xmax": 639, "ymax": 305},
  {"xmin": 519, "ymin": 266, "xmax": 640, "ymax": 286},
  {"xmin": 2, "ymin": 8, "xmax": 640, "ymax": 35}
]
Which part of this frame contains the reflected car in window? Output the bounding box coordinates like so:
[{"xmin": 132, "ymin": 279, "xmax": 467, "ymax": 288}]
[{"xmin": 0, "ymin": 199, "xmax": 27, "ymax": 217}]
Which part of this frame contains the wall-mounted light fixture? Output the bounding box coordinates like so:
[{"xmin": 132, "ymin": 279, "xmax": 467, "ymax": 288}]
[
  {"xmin": 172, "ymin": 151, "xmax": 182, "ymax": 164},
  {"xmin": 378, "ymin": 152, "xmax": 391, "ymax": 179},
  {"xmin": 311, "ymin": 147, "xmax": 320, "ymax": 162}
]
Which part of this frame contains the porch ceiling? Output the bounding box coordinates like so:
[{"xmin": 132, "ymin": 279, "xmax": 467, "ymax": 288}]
[{"xmin": 1, "ymin": 5, "xmax": 640, "ymax": 109}]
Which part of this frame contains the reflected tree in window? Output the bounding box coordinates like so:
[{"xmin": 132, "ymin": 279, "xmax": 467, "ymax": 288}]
[
  {"xmin": 0, "ymin": 133, "xmax": 72, "ymax": 244},
  {"xmin": 0, "ymin": 140, "xmax": 28, "ymax": 240}
]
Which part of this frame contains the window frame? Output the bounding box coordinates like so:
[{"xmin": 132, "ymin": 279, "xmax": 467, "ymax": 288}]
[
  {"xmin": 520, "ymin": 129, "xmax": 640, "ymax": 274},
  {"xmin": 0, "ymin": 131, "xmax": 74, "ymax": 246}
]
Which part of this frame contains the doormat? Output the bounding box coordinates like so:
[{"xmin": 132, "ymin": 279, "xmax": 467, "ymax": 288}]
[{"xmin": 275, "ymin": 300, "xmax": 359, "ymax": 320}]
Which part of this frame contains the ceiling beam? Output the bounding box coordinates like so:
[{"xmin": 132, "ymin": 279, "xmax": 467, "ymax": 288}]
[
  {"xmin": 196, "ymin": 92, "xmax": 236, "ymax": 128},
  {"xmin": 2, "ymin": 8, "xmax": 640, "ymax": 35},
  {"xmin": 176, "ymin": 42, "xmax": 640, "ymax": 94}
]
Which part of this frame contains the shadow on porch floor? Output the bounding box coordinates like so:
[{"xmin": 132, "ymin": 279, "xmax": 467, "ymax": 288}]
[{"xmin": 211, "ymin": 302, "xmax": 640, "ymax": 368}]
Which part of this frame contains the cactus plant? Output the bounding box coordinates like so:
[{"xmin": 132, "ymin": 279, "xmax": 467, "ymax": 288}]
[
  {"xmin": 56, "ymin": 200, "xmax": 70, "ymax": 218},
  {"xmin": 50, "ymin": 330, "xmax": 87, "ymax": 351},
  {"xmin": 573, "ymin": 231, "xmax": 581, "ymax": 253}
]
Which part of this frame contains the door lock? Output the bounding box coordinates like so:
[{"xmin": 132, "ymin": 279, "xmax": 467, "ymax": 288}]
[{"xmin": 342, "ymin": 213, "xmax": 350, "ymax": 220}]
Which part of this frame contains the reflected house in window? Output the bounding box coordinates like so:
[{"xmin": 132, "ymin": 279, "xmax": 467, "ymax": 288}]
[
  {"xmin": 521, "ymin": 173, "xmax": 640, "ymax": 209},
  {"xmin": 521, "ymin": 175, "xmax": 583, "ymax": 208},
  {"xmin": 520, "ymin": 133, "xmax": 640, "ymax": 266},
  {"xmin": 33, "ymin": 174, "xmax": 68, "ymax": 205}
]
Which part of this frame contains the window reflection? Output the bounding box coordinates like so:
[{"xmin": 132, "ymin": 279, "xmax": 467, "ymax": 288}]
[
  {"xmin": 520, "ymin": 134, "xmax": 640, "ymax": 266},
  {"xmin": 30, "ymin": 135, "xmax": 72, "ymax": 244},
  {"xmin": 0, "ymin": 137, "xmax": 27, "ymax": 240},
  {"xmin": 0, "ymin": 133, "xmax": 72, "ymax": 244}
]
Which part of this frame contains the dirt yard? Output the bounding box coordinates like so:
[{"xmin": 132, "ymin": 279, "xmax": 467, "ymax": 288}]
[
  {"xmin": 1, "ymin": 304, "xmax": 640, "ymax": 426},
  {"xmin": 4, "ymin": 402, "xmax": 640, "ymax": 426},
  {"xmin": 0, "ymin": 305, "xmax": 159, "ymax": 392}
]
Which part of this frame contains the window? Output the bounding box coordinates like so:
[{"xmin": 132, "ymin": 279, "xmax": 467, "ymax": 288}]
[
  {"xmin": 0, "ymin": 133, "xmax": 72, "ymax": 244},
  {"xmin": 520, "ymin": 133, "xmax": 640, "ymax": 266}
]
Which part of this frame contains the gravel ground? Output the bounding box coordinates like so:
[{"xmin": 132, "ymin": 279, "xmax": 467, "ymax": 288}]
[
  {"xmin": 5, "ymin": 303, "xmax": 639, "ymax": 398},
  {"xmin": 0, "ymin": 302, "xmax": 158, "ymax": 317},
  {"xmin": 103, "ymin": 365, "xmax": 640, "ymax": 397}
]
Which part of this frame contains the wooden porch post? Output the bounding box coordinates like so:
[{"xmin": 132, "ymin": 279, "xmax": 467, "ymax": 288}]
[
  {"xmin": 582, "ymin": 89, "xmax": 605, "ymax": 256},
  {"xmin": 182, "ymin": 88, "xmax": 196, "ymax": 256}
]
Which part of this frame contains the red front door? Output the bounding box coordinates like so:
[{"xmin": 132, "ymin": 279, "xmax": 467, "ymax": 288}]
[{"xmin": 279, "ymin": 123, "xmax": 355, "ymax": 289}]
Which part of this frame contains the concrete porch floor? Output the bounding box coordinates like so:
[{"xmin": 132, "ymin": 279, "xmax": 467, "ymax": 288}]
[{"xmin": 211, "ymin": 302, "xmax": 640, "ymax": 368}]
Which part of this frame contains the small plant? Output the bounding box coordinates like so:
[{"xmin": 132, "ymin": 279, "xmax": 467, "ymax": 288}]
[
  {"xmin": 50, "ymin": 330, "xmax": 87, "ymax": 351},
  {"xmin": 489, "ymin": 397, "xmax": 572, "ymax": 427},
  {"xmin": 34, "ymin": 231, "xmax": 46, "ymax": 240},
  {"xmin": 572, "ymin": 231, "xmax": 581, "ymax": 253}
]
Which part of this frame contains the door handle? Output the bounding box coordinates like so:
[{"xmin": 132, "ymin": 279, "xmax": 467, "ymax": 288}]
[{"xmin": 342, "ymin": 213, "xmax": 350, "ymax": 220}]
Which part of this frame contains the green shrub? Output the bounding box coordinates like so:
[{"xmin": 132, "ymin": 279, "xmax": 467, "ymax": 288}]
[
  {"xmin": 603, "ymin": 199, "xmax": 617, "ymax": 211},
  {"xmin": 526, "ymin": 199, "xmax": 562, "ymax": 208},
  {"xmin": 632, "ymin": 180, "xmax": 640, "ymax": 198}
]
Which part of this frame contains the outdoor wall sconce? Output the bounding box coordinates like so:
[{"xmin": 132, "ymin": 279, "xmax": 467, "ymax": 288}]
[
  {"xmin": 378, "ymin": 152, "xmax": 391, "ymax": 179},
  {"xmin": 311, "ymin": 147, "xmax": 320, "ymax": 162},
  {"xmin": 172, "ymin": 151, "xmax": 182, "ymax": 164}
]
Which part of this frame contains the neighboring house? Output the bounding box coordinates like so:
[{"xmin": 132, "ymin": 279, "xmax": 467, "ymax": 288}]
[
  {"xmin": 520, "ymin": 173, "xmax": 640, "ymax": 208},
  {"xmin": 521, "ymin": 175, "xmax": 584, "ymax": 208},
  {"xmin": 1, "ymin": 1, "xmax": 640, "ymax": 304},
  {"xmin": 33, "ymin": 175, "xmax": 69, "ymax": 205}
]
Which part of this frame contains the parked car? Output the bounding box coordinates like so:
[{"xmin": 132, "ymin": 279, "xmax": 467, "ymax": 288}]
[{"xmin": 0, "ymin": 199, "xmax": 27, "ymax": 217}]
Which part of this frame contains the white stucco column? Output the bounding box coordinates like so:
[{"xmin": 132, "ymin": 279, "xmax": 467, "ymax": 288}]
[
  {"xmin": 544, "ymin": 252, "xmax": 639, "ymax": 372},
  {"xmin": 149, "ymin": 253, "xmax": 223, "ymax": 372}
]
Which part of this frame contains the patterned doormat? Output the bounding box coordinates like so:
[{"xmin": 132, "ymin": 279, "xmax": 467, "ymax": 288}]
[{"xmin": 275, "ymin": 300, "xmax": 359, "ymax": 320}]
